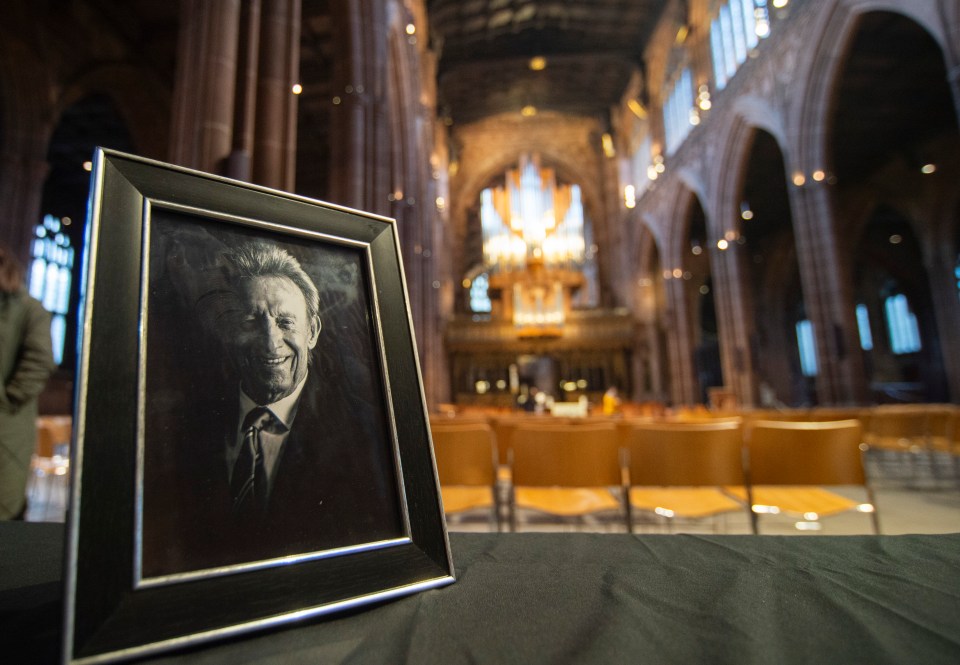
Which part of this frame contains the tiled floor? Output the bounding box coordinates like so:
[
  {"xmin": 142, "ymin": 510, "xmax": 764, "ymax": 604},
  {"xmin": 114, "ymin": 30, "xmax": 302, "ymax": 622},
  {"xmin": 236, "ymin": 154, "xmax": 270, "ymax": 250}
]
[{"xmin": 24, "ymin": 452, "xmax": 960, "ymax": 536}]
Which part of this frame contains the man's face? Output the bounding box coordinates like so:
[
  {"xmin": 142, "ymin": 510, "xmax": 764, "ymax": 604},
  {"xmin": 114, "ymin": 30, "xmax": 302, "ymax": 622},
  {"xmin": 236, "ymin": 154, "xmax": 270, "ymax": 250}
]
[{"xmin": 229, "ymin": 275, "xmax": 320, "ymax": 404}]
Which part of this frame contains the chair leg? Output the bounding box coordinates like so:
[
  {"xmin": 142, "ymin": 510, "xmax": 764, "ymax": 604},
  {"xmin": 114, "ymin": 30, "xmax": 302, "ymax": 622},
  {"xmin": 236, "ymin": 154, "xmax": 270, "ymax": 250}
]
[
  {"xmin": 624, "ymin": 486, "xmax": 633, "ymax": 534},
  {"xmin": 745, "ymin": 485, "xmax": 759, "ymax": 535},
  {"xmin": 866, "ymin": 484, "xmax": 881, "ymax": 535}
]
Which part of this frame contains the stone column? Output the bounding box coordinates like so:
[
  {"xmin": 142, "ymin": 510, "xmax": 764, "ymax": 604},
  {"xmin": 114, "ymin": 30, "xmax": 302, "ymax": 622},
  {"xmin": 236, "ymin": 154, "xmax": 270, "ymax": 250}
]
[
  {"xmin": 225, "ymin": 0, "xmax": 262, "ymax": 181},
  {"xmin": 169, "ymin": 0, "xmax": 242, "ymax": 174},
  {"xmin": 252, "ymin": 0, "xmax": 300, "ymax": 191},
  {"xmin": 329, "ymin": 0, "xmax": 390, "ymax": 214},
  {"xmin": 712, "ymin": 234, "xmax": 757, "ymax": 408},
  {"xmin": 787, "ymin": 179, "xmax": 869, "ymax": 405},
  {"xmin": 664, "ymin": 273, "xmax": 699, "ymax": 406},
  {"xmin": 927, "ymin": 221, "xmax": 960, "ymax": 402}
]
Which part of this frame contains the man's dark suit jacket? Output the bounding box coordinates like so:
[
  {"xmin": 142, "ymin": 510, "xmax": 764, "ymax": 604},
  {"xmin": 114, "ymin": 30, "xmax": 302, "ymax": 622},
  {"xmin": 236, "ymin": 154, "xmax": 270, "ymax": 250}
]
[{"xmin": 141, "ymin": 368, "xmax": 404, "ymax": 579}]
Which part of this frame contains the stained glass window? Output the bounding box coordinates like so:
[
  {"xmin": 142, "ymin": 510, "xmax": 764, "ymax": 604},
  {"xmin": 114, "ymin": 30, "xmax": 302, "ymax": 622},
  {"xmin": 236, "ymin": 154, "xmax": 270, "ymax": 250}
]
[
  {"xmin": 28, "ymin": 214, "xmax": 74, "ymax": 365},
  {"xmin": 884, "ymin": 294, "xmax": 921, "ymax": 355}
]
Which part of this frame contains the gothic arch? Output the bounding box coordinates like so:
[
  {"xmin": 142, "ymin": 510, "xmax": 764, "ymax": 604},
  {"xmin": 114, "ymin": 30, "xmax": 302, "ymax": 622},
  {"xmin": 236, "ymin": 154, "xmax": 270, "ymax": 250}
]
[
  {"xmin": 789, "ymin": 0, "xmax": 952, "ymax": 172},
  {"xmin": 55, "ymin": 63, "xmax": 170, "ymax": 160}
]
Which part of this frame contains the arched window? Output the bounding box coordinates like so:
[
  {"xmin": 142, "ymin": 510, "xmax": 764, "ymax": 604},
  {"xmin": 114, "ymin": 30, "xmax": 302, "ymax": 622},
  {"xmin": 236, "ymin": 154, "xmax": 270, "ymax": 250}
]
[
  {"xmin": 884, "ymin": 293, "xmax": 921, "ymax": 354},
  {"xmin": 954, "ymin": 253, "xmax": 959, "ymax": 302},
  {"xmin": 663, "ymin": 67, "xmax": 695, "ymax": 154},
  {"xmin": 709, "ymin": 0, "xmax": 770, "ymax": 90},
  {"xmin": 795, "ymin": 319, "xmax": 817, "ymax": 377},
  {"xmin": 28, "ymin": 214, "xmax": 75, "ymax": 364},
  {"xmin": 469, "ymin": 272, "xmax": 492, "ymax": 313},
  {"xmin": 855, "ymin": 303, "xmax": 874, "ymax": 351}
]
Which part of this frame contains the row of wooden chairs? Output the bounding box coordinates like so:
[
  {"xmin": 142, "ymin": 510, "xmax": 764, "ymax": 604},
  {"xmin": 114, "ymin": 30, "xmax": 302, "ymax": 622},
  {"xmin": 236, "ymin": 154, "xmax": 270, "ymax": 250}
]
[{"xmin": 431, "ymin": 418, "xmax": 879, "ymax": 535}]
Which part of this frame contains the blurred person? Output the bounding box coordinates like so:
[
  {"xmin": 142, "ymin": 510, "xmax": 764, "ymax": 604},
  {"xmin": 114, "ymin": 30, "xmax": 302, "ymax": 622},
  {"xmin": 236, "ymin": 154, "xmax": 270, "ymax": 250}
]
[
  {"xmin": 602, "ymin": 386, "xmax": 621, "ymax": 416},
  {"xmin": 0, "ymin": 244, "xmax": 56, "ymax": 520}
]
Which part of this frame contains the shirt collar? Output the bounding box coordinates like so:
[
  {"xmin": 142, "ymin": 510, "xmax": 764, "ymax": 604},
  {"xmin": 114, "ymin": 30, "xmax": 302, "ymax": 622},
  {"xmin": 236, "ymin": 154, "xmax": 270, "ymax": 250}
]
[{"xmin": 238, "ymin": 372, "xmax": 309, "ymax": 429}]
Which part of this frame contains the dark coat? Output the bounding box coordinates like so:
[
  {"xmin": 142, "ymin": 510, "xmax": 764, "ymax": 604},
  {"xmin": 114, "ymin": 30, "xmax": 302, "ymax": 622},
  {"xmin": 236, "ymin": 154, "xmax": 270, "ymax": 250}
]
[
  {"xmin": 141, "ymin": 368, "xmax": 404, "ymax": 578},
  {"xmin": 0, "ymin": 290, "xmax": 55, "ymax": 519}
]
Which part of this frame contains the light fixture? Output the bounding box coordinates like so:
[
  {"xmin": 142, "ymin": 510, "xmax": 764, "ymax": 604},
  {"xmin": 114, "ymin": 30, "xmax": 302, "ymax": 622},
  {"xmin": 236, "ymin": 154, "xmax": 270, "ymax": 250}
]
[
  {"xmin": 740, "ymin": 201, "xmax": 754, "ymax": 220},
  {"xmin": 521, "ymin": 105, "xmax": 537, "ymax": 117},
  {"xmin": 82, "ymin": 161, "xmax": 93, "ymax": 172},
  {"xmin": 717, "ymin": 239, "xmax": 729, "ymax": 250},
  {"xmin": 291, "ymin": 83, "xmax": 303, "ymax": 95},
  {"xmin": 628, "ymin": 99, "xmax": 647, "ymax": 119},
  {"xmin": 697, "ymin": 84, "xmax": 712, "ymax": 111},
  {"xmin": 529, "ymin": 56, "xmax": 547, "ymax": 71},
  {"xmin": 812, "ymin": 169, "xmax": 825, "ymax": 181},
  {"xmin": 601, "ymin": 133, "xmax": 615, "ymax": 158},
  {"xmin": 773, "ymin": 0, "xmax": 789, "ymax": 7},
  {"xmin": 921, "ymin": 163, "xmax": 936, "ymax": 174},
  {"xmin": 405, "ymin": 23, "xmax": 416, "ymax": 35},
  {"xmin": 792, "ymin": 172, "xmax": 806, "ymax": 186},
  {"xmin": 624, "ymin": 185, "xmax": 636, "ymax": 209}
]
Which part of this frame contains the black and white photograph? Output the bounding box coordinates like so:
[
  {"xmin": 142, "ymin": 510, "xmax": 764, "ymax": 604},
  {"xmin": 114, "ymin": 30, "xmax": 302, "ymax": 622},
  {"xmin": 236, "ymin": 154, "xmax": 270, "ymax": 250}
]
[{"xmin": 139, "ymin": 210, "xmax": 406, "ymax": 580}]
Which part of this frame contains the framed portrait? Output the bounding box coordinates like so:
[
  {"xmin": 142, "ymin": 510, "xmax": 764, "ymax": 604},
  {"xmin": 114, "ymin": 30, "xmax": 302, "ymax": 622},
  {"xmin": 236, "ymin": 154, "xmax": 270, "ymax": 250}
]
[{"xmin": 62, "ymin": 149, "xmax": 454, "ymax": 663}]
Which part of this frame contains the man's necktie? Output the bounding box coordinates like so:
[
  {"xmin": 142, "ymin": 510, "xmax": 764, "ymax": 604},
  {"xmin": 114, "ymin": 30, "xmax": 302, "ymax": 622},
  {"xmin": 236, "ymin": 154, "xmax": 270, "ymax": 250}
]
[{"xmin": 231, "ymin": 406, "xmax": 274, "ymax": 517}]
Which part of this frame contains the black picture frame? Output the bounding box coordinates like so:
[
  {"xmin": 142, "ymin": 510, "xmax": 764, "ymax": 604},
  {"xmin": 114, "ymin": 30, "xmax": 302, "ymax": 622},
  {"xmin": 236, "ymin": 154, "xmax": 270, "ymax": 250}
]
[{"xmin": 62, "ymin": 149, "xmax": 454, "ymax": 664}]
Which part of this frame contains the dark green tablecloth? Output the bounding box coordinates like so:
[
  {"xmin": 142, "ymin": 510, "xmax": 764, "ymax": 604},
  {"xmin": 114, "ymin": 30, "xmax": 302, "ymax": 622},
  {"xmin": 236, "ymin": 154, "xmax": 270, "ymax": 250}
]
[{"xmin": 2, "ymin": 522, "xmax": 959, "ymax": 664}]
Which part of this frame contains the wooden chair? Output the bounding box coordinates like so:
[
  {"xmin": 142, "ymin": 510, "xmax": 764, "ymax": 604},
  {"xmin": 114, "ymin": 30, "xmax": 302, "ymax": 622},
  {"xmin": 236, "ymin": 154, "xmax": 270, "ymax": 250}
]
[
  {"xmin": 737, "ymin": 419, "xmax": 880, "ymax": 534},
  {"xmin": 863, "ymin": 405, "xmax": 935, "ymax": 484},
  {"xmin": 622, "ymin": 420, "xmax": 750, "ymax": 533},
  {"xmin": 431, "ymin": 422, "xmax": 501, "ymax": 531},
  {"xmin": 507, "ymin": 422, "xmax": 627, "ymax": 532}
]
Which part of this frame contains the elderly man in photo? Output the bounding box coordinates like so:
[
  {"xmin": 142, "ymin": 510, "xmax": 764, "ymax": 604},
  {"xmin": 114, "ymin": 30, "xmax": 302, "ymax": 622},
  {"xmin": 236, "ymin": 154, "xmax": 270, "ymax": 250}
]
[
  {"xmin": 221, "ymin": 243, "xmax": 322, "ymax": 518},
  {"xmin": 142, "ymin": 238, "xmax": 403, "ymax": 577}
]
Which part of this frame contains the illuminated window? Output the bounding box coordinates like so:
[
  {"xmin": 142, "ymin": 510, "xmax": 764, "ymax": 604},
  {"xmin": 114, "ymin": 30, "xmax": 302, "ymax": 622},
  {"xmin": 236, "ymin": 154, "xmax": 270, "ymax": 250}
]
[
  {"xmin": 632, "ymin": 131, "xmax": 653, "ymax": 195},
  {"xmin": 663, "ymin": 67, "xmax": 694, "ymax": 154},
  {"xmin": 28, "ymin": 214, "xmax": 74, "ymax": 365},
  {"xmin": 884, "ymin": 294, "xmax": 921, "ymax": 354},
  {"xmin": 855, "ymin": 304, "xmax": 873, "ymax": 351},
  {"xmin": 954, "ymin": 254, "xmax": 959, "ymax": 302},
  {"xmin": 469, "ymin": 272, "xmax": 492, "ymax": 313},
  {"xmin": 796, "ymin": 319, "xmax": 817, "ymax": 377},
  {"xmin": 710, "ymin": 0, "xmax": 770, "ymax": 90}
]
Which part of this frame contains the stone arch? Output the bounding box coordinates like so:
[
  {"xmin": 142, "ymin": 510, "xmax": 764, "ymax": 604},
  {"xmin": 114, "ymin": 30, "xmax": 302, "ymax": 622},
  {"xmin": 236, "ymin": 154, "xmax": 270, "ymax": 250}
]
[
  {"xmin": 789, "ymin": 0, "xmax": 952, "ymax": 172},
  {"xmin": 55, "ymin": 62, "xmax": 170, "ymax": 161}
]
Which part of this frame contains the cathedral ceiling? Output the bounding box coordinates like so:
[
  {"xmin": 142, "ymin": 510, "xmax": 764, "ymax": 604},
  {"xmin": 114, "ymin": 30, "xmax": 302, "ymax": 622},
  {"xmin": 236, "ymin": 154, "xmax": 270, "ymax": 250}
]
[{"xmin": 427, "ymin": 0, "xmax": 669, "ymax": 125}]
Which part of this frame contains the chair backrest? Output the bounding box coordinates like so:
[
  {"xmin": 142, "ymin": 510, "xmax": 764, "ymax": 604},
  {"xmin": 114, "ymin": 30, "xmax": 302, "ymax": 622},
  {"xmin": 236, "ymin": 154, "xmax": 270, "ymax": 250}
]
[
  {"xmin": 864, "ymin": 405, "xmax": 929, "ymax": 444},
  {"xmin": 430, "ymin": 422, "xmax": 498, "ymax": 486},
  {"xmin": 36, "ymin": 415, "xmax": 73, "ymax": 458},
  {"xmin": 745, "ymin": 419, "xmax": 866, "ymax": 486},
  {"xmin": 510, "ymin": 422, "xmax": 621, "ymax": 487},
  {"xmin": 624, "ymin": 420, "xmax": 745, "ymax": 486},
  {"xmin": 490, "ymin": 415, "xmax": 559, "ymax": 465}
]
